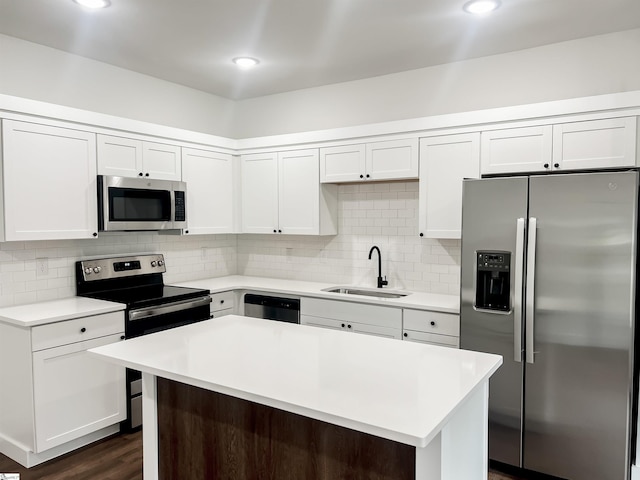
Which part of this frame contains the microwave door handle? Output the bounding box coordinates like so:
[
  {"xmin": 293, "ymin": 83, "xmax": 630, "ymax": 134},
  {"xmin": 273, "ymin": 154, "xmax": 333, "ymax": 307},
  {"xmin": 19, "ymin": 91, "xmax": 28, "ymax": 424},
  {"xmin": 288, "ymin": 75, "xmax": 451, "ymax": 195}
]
[
  {"xmin": 525, "ymin": 217, "xmax": 537, "ymax": 364},
  {"xmin": 513, "ymin": 218, "xmax": 525, "ymax": 362}
]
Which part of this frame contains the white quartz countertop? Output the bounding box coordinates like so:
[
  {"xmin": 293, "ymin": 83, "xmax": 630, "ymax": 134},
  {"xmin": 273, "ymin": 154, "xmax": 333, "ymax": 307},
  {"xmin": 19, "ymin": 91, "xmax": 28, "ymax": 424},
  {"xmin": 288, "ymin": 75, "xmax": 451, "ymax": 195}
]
[
  {"xmin": 90, "ymin": 315, "xmax": 501, "ymax": 447},
  {"xmin": 176, "ymin": 275, "xmax": 460, "ymax": 314},
  {"xmin": 0, "ymin": 297, "xmax": 125, "ymax": 327}
]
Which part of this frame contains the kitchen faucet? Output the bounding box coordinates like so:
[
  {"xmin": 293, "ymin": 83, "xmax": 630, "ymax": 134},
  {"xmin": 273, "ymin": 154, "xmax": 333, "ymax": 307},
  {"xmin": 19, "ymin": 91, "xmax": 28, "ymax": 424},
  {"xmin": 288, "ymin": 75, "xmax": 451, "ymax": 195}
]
[{"xmin": 368, "ymin": 246, "xmax": 388, "ymax": 288}]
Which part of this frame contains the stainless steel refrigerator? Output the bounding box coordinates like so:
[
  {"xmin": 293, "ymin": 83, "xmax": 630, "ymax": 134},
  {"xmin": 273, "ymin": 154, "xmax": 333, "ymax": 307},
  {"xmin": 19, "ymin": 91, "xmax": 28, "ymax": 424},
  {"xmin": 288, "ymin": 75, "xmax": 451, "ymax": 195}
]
[{"xmin": 460, "ymin": 171, "xmax": 638, "ymax": 480}]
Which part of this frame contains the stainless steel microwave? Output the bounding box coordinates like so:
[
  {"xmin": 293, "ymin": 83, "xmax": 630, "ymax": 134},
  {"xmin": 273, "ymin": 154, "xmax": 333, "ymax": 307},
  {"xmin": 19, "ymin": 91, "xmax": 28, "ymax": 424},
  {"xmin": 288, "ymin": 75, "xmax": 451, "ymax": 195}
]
[{"xmin": 98, "ymin": 175, "xmax": 187, "ymax": 231}]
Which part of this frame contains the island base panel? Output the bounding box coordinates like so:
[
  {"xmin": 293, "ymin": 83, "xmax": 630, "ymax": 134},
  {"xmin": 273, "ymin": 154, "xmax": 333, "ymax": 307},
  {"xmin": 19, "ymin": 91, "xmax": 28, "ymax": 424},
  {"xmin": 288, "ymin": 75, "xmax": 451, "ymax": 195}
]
[{"xmin": 157, "ymin": 378, "xmax": 415, "ymax": 480}]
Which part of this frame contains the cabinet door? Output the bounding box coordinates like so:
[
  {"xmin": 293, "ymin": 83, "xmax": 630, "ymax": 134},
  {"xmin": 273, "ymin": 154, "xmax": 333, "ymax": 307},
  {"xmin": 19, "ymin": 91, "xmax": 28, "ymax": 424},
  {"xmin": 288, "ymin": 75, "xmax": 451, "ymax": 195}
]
[
  {"xmin": 349, "ymin": 321, "xmax": 402, "ymax": 339},
  {"xmin": 278, "ymin": 149, "xmax": 320, "ymax": 235},
  {"xmin": 97, "ymin": 134, "xmax": 143, "ymax": 177},
  {"xmin": 300, "ymin": 315, "xmax": 346, "ymax": 331},
  {"xmin": 366, "ymin": 138, "xmax": 419, "ymax": 181},
  {"xmin": 241, "ymin": 152, "xmax": 279, "ymax": 233},
  {"xmin": 552, "ymin": 117, "xmax": 637, "ymax": 170},
  {"xmin": 182, "ymin": 148, "xmax": 236, "ymax": 234},
  {"xmin": 481, "ymin": 125, "xmax": 552, "ymax": 175},
  {"xmin": 2, "ymin": 120, "xmax": 98, "ymax": 241},
  {"xmin": 402, "ymin": 330, "xmax": 459, "ymax": 348},
  {"xmin": 320, "ymin": 144, "xmax": 365, "ymax": 183},
  {"xmin": 32, "ymin": 334, "xmax": 126, "ymax": 453},
  {"xmin": 142, "ymin": 141, "xmax": 182, "ymax": 180},
  {"xmin": 419, "ymin": 133, "xmax": 480, "ymax": 239}
]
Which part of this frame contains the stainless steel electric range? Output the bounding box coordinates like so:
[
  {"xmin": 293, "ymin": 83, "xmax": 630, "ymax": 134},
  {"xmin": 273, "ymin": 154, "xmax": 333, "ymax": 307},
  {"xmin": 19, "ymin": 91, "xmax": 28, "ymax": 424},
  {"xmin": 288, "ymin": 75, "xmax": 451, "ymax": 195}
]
[{"xmin": 75, "ymin": 253, "xmax": 211, "ymax": 430}]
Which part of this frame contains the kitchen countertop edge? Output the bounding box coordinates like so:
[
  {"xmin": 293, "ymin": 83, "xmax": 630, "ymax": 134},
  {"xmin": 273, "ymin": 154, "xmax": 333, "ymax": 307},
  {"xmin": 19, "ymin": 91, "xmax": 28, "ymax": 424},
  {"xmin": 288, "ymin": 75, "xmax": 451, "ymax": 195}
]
[{"xmin": 176, "ymin": 275, "xmax": 460, "ymax": 314}]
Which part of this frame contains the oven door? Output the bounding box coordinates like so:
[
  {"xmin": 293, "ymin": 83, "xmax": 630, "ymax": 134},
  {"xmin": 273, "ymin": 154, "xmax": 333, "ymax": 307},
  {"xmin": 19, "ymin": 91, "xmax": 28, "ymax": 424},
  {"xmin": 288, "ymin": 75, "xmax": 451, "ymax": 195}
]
[
  {"xmin": 98, "ymin": 175, "xmax": 186, "ymax": 231},
  {"xmin": 124, "ymin": 295, "xmax": 212, "ymax": 430}
]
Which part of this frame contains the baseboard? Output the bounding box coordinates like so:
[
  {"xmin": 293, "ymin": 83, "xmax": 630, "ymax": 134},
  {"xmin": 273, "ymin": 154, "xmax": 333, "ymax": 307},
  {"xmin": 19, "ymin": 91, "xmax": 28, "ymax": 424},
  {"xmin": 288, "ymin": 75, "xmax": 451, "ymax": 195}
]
[{"xmin": 0, "ymin": 424, "xmax": 119, "ymax": 468}]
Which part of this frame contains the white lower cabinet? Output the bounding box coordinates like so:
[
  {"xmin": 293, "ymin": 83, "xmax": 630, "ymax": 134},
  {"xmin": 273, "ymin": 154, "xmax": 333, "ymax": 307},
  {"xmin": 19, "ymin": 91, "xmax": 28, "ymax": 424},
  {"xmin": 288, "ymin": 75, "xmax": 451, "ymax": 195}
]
[
  {"xmin": 32, "ymin": 333, "xmax": 125, "ymax": 452},
  {"xmin": 210, "ymin": 291, "xmax": 237, "ymax": 318},
  {"xmin": 300, "ymin": 297, "xmax": 402, "ymax": 339},
  {"xmin": 0, "ymin": 310, "xmax": 126, "ymax": 467},
  {"xmin": 402, "ymin": 309, "xmax": 460, "ymax": 348}
]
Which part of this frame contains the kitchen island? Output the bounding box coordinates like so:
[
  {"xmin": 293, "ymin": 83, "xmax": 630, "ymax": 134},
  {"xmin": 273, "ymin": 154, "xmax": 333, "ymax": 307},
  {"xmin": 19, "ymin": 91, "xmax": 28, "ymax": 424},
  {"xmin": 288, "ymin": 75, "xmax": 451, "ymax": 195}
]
[{"xmin": 89, "ymin": 315, "xmax": 502, "ymax": 480}]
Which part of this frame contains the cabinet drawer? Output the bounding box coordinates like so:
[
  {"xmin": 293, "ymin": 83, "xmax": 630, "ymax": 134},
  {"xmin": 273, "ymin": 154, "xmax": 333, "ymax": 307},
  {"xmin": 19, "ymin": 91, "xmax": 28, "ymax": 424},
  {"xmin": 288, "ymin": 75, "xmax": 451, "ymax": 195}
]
[
  {"xmin": 211, "ymin": 308, "xmax": 234, "ymax": 319},
  {"xmin": 402, "ymin": 330, "xmax": 459, "ymax": 348},
  {"xmin": 403, "ymin": 309, "xmax": 459, "ymax": 336},
  {"xmin": 210, "ymin": 291, "xmax": 236, "ymax": 313},
  {"xmin": 301, "ymin": 298, "xmax": 402, "ymax": 329},
  {"xmin": 32, "ymin": 311, "xmax": 124, "ymax": 351}
]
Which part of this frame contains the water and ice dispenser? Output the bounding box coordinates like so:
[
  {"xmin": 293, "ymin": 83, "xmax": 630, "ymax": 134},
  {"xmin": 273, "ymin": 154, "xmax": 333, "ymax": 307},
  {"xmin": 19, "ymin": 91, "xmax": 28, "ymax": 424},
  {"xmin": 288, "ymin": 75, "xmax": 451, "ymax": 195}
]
[{"xmin": 475, "ymin": 251, "xmax": 511, "ymax": 312}]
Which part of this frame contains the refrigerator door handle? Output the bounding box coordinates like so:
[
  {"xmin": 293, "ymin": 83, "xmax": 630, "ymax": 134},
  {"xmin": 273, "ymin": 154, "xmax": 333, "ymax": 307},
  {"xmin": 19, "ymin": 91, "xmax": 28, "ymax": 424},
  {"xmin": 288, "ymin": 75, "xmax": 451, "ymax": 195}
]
[
  {"xmin": 513, "ymin": 218, "xmax": 525, "ymax": 362},
  {"xmin": 525, "ymin": 216, "xmax": 537, "ymax": 364}
]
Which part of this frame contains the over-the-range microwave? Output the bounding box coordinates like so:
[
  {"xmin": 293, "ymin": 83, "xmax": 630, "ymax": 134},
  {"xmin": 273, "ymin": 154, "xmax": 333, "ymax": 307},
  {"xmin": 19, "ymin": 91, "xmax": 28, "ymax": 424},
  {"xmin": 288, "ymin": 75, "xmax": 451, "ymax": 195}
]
[{"xmin": 97, "ymin": 175, "xmax": 187, "ymax": 231}]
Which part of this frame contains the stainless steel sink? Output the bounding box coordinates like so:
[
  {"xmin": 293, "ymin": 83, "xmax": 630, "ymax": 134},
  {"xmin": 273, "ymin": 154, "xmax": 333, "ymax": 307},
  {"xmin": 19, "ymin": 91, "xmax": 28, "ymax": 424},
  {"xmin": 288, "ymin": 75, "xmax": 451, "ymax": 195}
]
[{"xmin": 322, "ymin": 286, "xmax": 409, "ymax": 299}]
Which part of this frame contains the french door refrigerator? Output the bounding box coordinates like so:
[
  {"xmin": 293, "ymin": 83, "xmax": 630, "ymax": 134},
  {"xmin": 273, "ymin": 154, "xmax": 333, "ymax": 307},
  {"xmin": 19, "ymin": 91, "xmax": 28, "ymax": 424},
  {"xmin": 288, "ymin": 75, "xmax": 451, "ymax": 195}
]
[{"xmin": 460, "ymin": 171, "xmax": 638, "ymax": 480}]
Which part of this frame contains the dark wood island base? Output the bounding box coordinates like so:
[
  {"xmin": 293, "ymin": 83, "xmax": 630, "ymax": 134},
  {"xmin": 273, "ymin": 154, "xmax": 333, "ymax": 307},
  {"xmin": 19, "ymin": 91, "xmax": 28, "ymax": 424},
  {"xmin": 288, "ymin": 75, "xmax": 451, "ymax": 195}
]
[{"xmin": 157, "ymin": 377, "xmax": 415, "ymax": 480}]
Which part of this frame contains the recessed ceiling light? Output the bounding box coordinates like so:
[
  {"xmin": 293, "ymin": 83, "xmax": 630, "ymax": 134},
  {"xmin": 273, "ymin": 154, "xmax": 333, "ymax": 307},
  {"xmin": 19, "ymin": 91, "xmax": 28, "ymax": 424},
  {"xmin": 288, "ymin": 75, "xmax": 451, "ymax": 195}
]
[
  {"xmin": 463, "ymin": 0, "xmax": 501, "ymax": 15},
  {"xmin": 233, "ymin": 57, "xmax": 260, "ymax": 68},
  {"xmin": 73, "ymin": 0, "xmax": 111, "ymax": 9}
]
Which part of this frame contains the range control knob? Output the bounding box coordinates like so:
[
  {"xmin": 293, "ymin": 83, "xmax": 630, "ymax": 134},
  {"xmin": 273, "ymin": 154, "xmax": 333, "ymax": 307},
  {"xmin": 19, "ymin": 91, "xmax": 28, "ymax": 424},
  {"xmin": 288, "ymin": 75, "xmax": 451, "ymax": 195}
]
[
  {"xmin": 84, "ymin": 267, "xmax": 92, "ymax": 275},
  {"xmin": 158, "ymin": 260, "xmax": 164, "ymax": 266},
  {"xmin": 151, "ymin": 261, "xmax": 157, "ymax": 267},
  {"xmin": 93, "ymin": 266, "xmax": 101, "ymax": 274}
]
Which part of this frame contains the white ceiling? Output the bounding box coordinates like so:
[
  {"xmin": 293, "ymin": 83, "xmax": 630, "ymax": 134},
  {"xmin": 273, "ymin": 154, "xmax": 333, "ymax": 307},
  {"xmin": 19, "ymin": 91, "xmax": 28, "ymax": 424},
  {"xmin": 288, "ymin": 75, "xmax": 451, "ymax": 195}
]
[{"xmin": 1, "ymin": 0, "xmax": 639, "ymax": 101}]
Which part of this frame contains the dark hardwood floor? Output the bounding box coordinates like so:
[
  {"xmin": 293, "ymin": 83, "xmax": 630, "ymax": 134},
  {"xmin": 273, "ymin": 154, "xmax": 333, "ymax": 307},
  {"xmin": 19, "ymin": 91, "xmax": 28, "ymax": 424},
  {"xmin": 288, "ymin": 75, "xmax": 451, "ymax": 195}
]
[{"xmin": 0, "ymin": 430, "xmax": 523, "ymax": 479}]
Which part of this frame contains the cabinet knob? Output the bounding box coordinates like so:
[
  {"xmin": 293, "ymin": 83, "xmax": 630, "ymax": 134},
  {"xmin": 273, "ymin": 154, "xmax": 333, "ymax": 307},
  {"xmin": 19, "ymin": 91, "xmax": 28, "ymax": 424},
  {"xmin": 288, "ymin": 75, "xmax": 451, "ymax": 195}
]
[
  {"xmin": 430, "ymin": 321, "xmax": 436, "ymax": 326},
  {"xmin": 273, "ymin": 229, "xmax": 277, "ymax": 233},
  {"xmin": 341, "ymin": 323, "xmax": 346, "ymax": 328},
  {"xmin": 220, "ymin": 300, "xmax": 225, "ymax": 304},
  {"xmin": 347, "ymin": 324, "xmax": 352, "ymax": 329},
  {"xmin": 366, "ymin": 174, "xmax": 370, "ymax": 178},
  {"xmin": 93, "ymin": 232, "xmax": 98, "ymax": 237},
  {"xmin": 403, "ymin": 332, "xmax": 408, "ymax": 337},
  {"xmin": 185, "ymin": 230, "xmax": 189, "ymax": 234},
  {"xmin": 145, "ymin": 173, "xmax": 150, "ymax": 177},
  {"xmin": 80, "ymin": 327, "xmax": 86, "ymax": 333},
  {"xmin": 120, "ymin": 335, "xmax": 125, "ymax": 340},
  {"xmin": 278, "ymin": 229, "xmax": 282, "ymax": 233},
  {"xmin": 360, "ymin": 174, "xmax": 364, "ymax": 179},
  {"xmin": 543, "ymin": 163, "xmax": 550, "ymax": 169},
  {"xmin": 419, "ymin": 233, "xmax": 424, "ymax": 237},
  {"xmin": 554, "ymin": 163, "xmax": 560, "ymax": 168},
  {"xmin": 138, "ymin": 172, "xmax": 143, "ymax": 177}
]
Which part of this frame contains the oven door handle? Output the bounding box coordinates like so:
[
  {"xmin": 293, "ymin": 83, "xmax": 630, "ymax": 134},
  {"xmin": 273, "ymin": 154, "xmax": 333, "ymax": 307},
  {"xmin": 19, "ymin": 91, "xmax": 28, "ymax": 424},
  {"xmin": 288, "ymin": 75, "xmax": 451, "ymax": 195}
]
[{"xmin": 128, "ymin": 295, "xmax": 212, "ymax": 321}]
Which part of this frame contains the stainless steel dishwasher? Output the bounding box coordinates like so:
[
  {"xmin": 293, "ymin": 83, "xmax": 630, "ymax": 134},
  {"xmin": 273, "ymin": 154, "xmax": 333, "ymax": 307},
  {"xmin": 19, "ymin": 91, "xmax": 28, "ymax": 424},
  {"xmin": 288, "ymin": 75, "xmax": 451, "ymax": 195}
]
[{"xmin": 243, "ymin": 293, "xmax": 300, "ymax": 324}]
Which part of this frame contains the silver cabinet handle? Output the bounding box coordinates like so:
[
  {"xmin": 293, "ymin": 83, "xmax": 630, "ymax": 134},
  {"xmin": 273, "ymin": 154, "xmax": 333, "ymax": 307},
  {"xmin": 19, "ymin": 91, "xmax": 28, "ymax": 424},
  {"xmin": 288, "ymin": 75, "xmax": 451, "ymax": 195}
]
[
  {"xmin": 525, "ymin": 217, "xmax": 537, "ymax": 364},
  {"xmin": 513, "ymin": 218, "xmax": 525, "ymax": 362}
]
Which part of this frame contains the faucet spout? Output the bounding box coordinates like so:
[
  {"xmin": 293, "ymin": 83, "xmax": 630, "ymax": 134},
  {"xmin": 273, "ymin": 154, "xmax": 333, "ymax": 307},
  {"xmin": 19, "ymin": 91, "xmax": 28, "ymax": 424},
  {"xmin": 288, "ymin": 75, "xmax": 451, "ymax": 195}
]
[{"xmin": 368, "ymin": 246, "xmax": 388, "ymax": 288}]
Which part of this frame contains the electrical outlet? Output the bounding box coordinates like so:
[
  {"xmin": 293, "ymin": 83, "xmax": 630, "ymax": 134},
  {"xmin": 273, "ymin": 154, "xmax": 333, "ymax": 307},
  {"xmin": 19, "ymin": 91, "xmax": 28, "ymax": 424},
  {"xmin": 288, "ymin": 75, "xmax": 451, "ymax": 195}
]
[{"xmin": 36, "ymin": 258, "xmax": 49, "ymax": 276}]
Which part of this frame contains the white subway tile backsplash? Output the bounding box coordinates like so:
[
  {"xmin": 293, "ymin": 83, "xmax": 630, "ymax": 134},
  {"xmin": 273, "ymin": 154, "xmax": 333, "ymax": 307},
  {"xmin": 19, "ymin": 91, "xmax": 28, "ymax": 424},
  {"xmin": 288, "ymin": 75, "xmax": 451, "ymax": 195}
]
[{"xmin": 238, "ymin": 181, "xmax": 461, "ymax": 293}]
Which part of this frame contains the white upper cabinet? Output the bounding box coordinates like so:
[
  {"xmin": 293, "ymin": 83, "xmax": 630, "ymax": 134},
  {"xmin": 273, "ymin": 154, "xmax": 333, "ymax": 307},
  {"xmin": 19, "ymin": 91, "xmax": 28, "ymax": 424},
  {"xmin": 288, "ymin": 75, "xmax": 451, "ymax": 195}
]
[
  {"xmin": 241, "ymin": 149, "xmax": 337, "ymax": 235},
  {"xmin": 419, "ymin": 133, "xmax": 480, "ymax": 239},
  {"xmin": 480, "ymin": 125, "xmax": 553, "ymax": 175},
  {"xmin": 1, "ymin": 120, "xmax": 98, "ymax": 241},
  {"xmin": 97, "ymin": 134, "xmax": 182, "ymax": 181},
  {"xmin": 241, "ymin": 152, "xmax": 279, "ymax": 234},
  {"xmin": 480, "ymin": 116, "xmax": 637, "ymax": 175},
  {"xmin": 182, "ymin": 147, "xmax": 238, "ymax": 235},
  {"xmin": 552, "ymin": 117, "xmax": 637, "ymax": 170},
  {"xmin": 320, "ymin": 138, "xmax": 418, "ymax": 183}
]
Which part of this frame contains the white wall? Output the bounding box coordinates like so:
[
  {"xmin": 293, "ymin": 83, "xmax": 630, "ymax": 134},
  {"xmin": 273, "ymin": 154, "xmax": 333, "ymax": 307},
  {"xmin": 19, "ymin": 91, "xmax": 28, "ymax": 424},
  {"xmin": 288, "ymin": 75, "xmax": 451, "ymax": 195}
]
[
  {"xmin": 0, "ymin": 234, "xmax": 236, "ymax": 307},
  {"xmin": 238, "ymin": 182, "xmax": 460, "ymax": 295},
  {"xmin": 232, "ymin": 29, "xmax": 640, "ymax": 138},
  {"xmin": 0, "ymin": 34, "xmax": 236, "ymax": 138}
]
